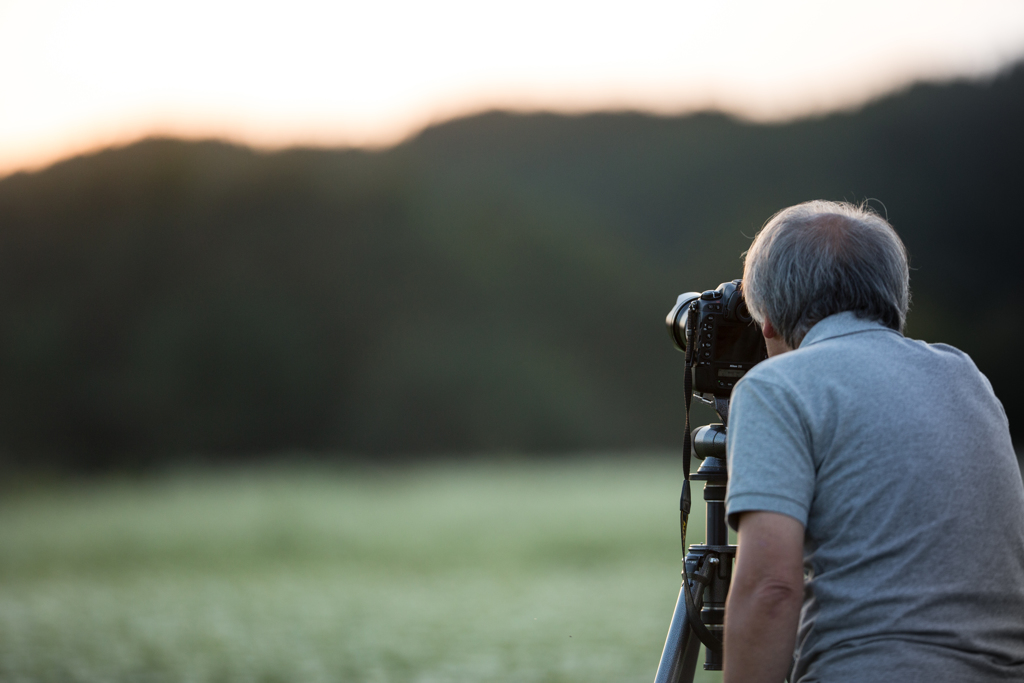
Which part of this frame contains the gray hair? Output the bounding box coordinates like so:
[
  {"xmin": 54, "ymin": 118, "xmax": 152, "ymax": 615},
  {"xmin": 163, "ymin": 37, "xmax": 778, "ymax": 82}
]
[{"xmin": 742, "ymin": 200, "xmax": 910, "ymax": 349}]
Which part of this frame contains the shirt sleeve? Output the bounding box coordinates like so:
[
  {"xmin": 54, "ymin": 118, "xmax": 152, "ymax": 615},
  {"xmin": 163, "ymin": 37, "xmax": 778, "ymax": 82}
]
[{"xmin": 726, "ymin": 373, "xmax": 816, "ymax": 531}]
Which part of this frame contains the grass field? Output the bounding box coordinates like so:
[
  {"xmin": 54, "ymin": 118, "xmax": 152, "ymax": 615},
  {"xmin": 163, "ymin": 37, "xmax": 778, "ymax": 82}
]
[{"xmin": 0, "ymin": 457, "xmax": 724, "ymax": 683}]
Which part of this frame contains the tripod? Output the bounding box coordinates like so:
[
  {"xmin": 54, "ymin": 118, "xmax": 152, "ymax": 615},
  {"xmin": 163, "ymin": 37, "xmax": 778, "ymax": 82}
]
[{"xmin": 654, "ymin": 402, "xmax": 735, "ymax": 683}]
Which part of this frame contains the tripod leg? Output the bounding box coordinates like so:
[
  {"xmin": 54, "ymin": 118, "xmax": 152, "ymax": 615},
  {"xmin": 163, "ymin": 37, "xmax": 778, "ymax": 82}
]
[{"xmin": 653, "ymin": 580, "xmax": 703, "ymax": 683}]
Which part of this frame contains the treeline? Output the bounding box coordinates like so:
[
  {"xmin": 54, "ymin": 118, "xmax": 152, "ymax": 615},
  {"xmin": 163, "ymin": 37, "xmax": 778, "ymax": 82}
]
[{"xmin": 1, "ymin": 64, "xmax": 1022, "ymax": 469}]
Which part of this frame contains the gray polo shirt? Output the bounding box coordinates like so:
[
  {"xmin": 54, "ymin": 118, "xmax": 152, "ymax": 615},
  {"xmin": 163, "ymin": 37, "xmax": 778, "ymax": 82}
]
[{"xmin": 726, "ymin": 311, "xmax": 1024, "ymax": 682}]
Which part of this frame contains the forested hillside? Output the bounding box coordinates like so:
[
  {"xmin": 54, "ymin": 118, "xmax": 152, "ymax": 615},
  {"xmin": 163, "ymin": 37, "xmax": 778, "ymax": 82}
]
[{"xmin": 1, "ymin": 64, "xmax": 1022, "ymax": 469}]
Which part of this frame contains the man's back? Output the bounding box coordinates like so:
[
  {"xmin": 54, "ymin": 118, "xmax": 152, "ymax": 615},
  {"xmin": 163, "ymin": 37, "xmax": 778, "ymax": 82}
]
[{"xmin": 726, "ymin": 312, "xmax": 1024, "ymax": 682}]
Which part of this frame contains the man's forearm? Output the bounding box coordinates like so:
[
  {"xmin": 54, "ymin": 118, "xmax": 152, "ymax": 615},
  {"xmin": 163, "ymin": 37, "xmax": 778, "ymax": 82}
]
[
  {"xmin": 723, "ymin": 511, "xmax": 805, "ymax": 683},
  {"xmin": 723, "ymin": 579, "xmax": 801, "ymax": 683}
]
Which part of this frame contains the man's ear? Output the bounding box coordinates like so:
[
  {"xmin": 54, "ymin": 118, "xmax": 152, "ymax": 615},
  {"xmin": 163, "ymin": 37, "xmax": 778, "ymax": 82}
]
[{"xmin": 761, "ymin": 318, "xmax": 794, "ymax": 357}]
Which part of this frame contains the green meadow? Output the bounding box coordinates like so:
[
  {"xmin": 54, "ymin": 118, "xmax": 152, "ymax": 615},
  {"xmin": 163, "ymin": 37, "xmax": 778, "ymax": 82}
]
[{"xmin": 0, "ymin": 457, "xmax": 722, "ymax": 683}]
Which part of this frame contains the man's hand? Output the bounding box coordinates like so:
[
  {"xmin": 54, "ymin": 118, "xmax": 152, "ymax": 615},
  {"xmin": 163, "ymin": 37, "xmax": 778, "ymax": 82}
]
[{"xmin": 723, "ymin": 511, "xmax": 805, "ymax": 683}]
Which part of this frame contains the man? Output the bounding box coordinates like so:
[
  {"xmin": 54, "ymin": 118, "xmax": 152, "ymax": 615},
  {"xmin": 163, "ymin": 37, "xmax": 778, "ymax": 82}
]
[{"xmin": 722, "ymin": 201, "xmax": 1024, "ymax": 683}]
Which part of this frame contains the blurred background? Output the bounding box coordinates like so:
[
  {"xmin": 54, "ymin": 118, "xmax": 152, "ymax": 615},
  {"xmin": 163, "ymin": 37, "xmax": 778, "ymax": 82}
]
[{"xmin": 1, "ymin": 1, "xmax": 1023, "ymax": 681}]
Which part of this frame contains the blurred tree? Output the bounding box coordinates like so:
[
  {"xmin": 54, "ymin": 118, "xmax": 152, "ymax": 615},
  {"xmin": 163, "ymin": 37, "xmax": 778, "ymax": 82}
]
[{"xmin": 0, "ymin": 64, "xmax": 1021, "ymax": 469}]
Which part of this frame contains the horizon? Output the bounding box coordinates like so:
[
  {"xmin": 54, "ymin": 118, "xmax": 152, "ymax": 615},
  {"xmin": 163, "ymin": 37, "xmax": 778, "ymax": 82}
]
[
  {"xmin": 3, "ymin": 62, "xmax": 1021, "ymax": 183},
  {"xmin": 2, "ymin": 0, "xmax": 1024, "ymax": 177}
]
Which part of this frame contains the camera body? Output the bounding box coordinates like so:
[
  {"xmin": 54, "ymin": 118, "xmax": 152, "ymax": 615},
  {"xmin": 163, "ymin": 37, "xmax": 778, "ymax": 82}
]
[{"xmin": 666, "ymin": 279, "xmax": 768, "ymax": 398}]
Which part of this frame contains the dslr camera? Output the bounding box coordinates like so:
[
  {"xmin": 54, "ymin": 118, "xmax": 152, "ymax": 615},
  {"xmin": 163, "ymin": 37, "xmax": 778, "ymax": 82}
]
[{"xmin": 665, "ymin": 279, "xmax": 767, "ymax": 398}]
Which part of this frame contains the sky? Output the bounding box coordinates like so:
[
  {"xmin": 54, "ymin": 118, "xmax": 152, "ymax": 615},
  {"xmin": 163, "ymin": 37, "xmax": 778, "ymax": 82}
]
[{"xmin": 2, "ymin": 0, "xmax": 1024, "ymax": 176}]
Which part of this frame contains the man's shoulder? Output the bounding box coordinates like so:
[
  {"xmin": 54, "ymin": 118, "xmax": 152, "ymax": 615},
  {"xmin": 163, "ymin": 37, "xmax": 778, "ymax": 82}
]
[
  {"xmin": 797, "ymin": 311, "xmax": 974, "ymax": 359},
  {"xmin": 799, "ymin": 324, "xmax": 980, "ymax": 381},
  {"xmin": 734, "ymin": 317, "xmax": 989, "ymax": 416},
  {"xmin": 737, "ymin": 342, "xmax": 830, "ymax": 392},
  {"xmin": 731, "ymin": 356, "xmax": 813, "ymax": 423},
  {"xmin": 754, "ymin": 313, "xmax": 978, "ymax": 380}
]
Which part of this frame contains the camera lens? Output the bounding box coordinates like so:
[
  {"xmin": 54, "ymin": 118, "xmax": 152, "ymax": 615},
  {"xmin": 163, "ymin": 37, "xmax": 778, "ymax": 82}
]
[{"xmin": 666, "ymin": 292, "xmax": 700, "ymax": 352}]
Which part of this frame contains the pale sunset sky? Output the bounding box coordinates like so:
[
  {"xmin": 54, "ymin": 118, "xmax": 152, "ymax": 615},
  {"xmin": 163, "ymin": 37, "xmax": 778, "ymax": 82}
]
[{"xmin": 2, "ymin": 0, "xmax": 1024, "ymax": 176}]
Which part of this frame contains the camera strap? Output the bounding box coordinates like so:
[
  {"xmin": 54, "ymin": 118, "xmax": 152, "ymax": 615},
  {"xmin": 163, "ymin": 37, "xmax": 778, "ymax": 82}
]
[{"xmin": 680, "ymin": 300, "xmax": 698, "ymax": 552}]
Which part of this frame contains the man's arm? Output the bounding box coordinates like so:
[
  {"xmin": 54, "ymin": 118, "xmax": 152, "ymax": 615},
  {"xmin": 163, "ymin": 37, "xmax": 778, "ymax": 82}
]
[{"xmin": 723, "ymin": 511, "xmax": 805, "ymax": 683}]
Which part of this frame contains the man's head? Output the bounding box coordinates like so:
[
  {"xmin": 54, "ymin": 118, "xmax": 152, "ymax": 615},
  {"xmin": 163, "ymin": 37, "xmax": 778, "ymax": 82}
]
[{"xmin": 742, "ymin": 200, "xmax": 910, "ymax": 350}]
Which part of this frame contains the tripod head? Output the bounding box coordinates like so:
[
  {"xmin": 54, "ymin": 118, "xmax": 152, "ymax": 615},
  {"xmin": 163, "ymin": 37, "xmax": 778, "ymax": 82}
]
[
  {"xmin": 692, "ymin": 423, "xmax": 726, "ymax": 463},
  {"xmin": 689, "ymin": 397, "xmax": 728, "ymax": 473}
]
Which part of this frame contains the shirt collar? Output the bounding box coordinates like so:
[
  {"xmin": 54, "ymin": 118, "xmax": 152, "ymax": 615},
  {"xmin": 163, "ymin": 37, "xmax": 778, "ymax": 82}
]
[{"xmin": 799, "ymin": 311, "xmax": 900, "ymax": 349}]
